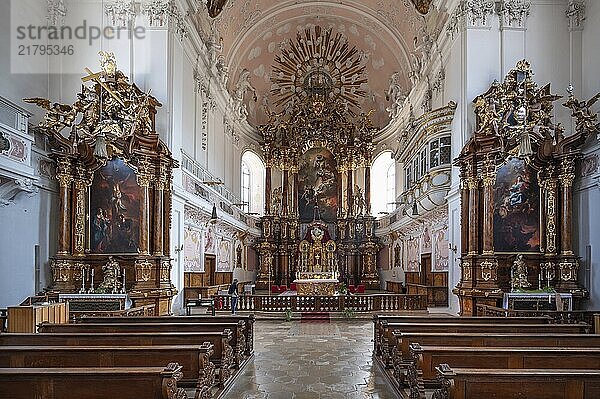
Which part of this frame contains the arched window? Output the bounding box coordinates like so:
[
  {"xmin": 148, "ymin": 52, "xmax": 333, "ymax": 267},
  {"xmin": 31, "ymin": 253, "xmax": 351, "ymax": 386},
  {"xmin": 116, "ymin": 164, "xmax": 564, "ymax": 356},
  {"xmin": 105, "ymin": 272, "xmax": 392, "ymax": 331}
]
[
  {"xmin": 371, "ymin": 151, "xmax": 396, "ymax": 215},
  {"xmin": 240, "ymin": 151, "xmax": 265, "ymax": 215}
]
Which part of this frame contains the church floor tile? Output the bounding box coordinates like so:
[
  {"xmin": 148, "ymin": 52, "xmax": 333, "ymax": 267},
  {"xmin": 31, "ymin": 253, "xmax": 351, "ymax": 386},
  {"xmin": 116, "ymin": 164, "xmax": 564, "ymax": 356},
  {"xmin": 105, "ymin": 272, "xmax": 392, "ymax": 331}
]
[{"xmin": 222, "ymin": 319, "xmax": 399, "ymax": 399}]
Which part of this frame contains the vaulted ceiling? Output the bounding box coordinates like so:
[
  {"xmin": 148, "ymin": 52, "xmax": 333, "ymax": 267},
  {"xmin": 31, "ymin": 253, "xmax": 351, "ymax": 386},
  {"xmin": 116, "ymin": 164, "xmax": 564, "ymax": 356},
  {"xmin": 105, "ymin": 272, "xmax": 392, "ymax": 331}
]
[{"xmin": 214, "ymin": 0, "xmax": 439, "ymax": 128}]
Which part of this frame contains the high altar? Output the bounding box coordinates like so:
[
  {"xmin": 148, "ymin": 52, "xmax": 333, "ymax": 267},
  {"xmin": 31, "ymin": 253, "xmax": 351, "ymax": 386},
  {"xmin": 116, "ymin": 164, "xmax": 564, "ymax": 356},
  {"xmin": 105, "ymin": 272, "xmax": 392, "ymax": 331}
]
[
  {"xmin": 25, "ymin": 53, "xmax": 177, "ymax": 315},
  {"xmin": 454, "ymin": 60, "xmax": 599, "ymax": 315},
  {"xmin": 253, "ymin": 27, "xmax": 381, "ymax": 291},
  {"xmin": 294, "ymin": 222, "xmax": 339, "ymax": 295}
]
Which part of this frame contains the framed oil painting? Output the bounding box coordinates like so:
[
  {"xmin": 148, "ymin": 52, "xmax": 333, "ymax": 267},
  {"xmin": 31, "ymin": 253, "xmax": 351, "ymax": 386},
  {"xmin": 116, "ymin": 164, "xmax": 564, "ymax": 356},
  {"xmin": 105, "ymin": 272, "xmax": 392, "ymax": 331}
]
[
  {"xmin": 493, "ymin": 157, "xmax": 540, "ymax": 252},
  {"xmin": 298, "ymin": 147, "xmax": 338, "ymax": 222},
  {"xmin": 89, "ymin": 158, "xmax": 140, "ymax": 253}
]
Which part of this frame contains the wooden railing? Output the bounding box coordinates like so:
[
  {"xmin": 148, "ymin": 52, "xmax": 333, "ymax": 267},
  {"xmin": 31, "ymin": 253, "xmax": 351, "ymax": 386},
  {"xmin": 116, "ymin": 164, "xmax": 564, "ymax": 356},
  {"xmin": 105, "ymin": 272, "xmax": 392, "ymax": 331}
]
[
  {"xmin": 476, "ymin": 304, "xmax": 600, "ymax": 332},
  {"xmin": 71, "ymin": 304, "xmax": 156, "ymax": 321},
  {"xmin": 213, "ymin": 294, "xmax": 427, "ymax": 313},
  {"xmin": 406, "ymin": 283, "xmax": 448, "ymax": 307}
]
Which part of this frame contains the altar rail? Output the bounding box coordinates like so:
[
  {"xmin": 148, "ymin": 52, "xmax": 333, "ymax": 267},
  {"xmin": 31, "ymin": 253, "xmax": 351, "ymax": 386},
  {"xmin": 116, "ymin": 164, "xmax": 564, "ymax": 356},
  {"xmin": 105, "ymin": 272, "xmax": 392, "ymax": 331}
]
[
  {"xmin": 476, "ymin": 304, "xmax": 600, "ymax": 332},
  {"xmin": 214, "ymin": 294, "xmax": 427, "ymax": 313}
]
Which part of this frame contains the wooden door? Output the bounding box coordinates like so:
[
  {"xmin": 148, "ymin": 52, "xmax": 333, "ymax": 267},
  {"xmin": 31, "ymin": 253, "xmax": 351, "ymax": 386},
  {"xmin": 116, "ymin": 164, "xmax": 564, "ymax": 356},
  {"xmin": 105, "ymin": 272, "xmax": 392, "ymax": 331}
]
[{"xmin": 205, "ymin": 255, "xmax": 216, "ymax": 286}]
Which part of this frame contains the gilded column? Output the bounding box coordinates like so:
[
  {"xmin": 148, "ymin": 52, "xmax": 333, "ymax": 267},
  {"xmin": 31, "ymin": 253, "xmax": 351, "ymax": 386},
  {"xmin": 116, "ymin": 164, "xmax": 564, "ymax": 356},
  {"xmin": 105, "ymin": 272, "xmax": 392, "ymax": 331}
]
[
  {"xmin": 265, "ymin": 161, "xmax": 272, "ymax": 215},
  {"xmin": 56, "ymin": 158, "xmax": 73, "ymax": 255},
  {"xmin": 467, "ymin": 176, "xmax": 479, "ymax": 255},
  {"xmin": 559, "ymin": 158, "xmax": 576, "ymax": 255},
  {"xmin": 481, "ymin": 158, "xmax": 496, "ymax": 254},
  {"xmin": 72, "ymin": 165, "xmax": 91, "ymax": 256},
  {"xmin": 137, "ymin": 160, "xmax": 152, "ymax": 256},
  {"xmin": 153, "ymin": 167, "xmax": 166, "ymax": 256}
]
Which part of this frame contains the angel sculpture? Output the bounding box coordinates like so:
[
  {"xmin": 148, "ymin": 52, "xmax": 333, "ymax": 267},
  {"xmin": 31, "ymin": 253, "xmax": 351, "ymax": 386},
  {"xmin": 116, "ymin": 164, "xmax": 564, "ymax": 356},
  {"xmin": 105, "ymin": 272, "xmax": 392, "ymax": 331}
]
[
  {"xmin": 353, "ymin": 185, "xmax": 367, "ymax": 216},
  {"xmin": 271, "ymin": 187, "xmax": 283, "ymax": 215},
  {"xmin": 24, "ymin": 98, "xmax": 75, "ymax": 133},
  {"xmin": 385, "ymin": 72, "xmax": 407, "ymax": 118},
  {"xmin": 563, "ymin": 87, "xmax": 600, "ymax": 139}
]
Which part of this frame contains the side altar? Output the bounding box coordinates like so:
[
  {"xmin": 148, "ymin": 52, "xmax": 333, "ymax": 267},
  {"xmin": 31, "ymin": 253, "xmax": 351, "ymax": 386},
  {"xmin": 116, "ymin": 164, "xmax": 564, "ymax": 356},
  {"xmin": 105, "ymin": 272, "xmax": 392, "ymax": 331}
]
[
  {"xmin": 25, "ymin": 53, "xmax": 178, "ymax": 315},
  {"xmin": 453, "ymin": 60, "xmax": 599, "ymax": 315}
]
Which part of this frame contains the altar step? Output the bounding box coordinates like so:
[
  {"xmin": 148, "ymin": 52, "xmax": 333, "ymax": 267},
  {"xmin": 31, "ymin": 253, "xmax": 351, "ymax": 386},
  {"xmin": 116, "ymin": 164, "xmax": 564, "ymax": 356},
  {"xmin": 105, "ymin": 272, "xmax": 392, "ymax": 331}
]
[{"xmin": 300, "ymin": 312, "xmax": 330, "ymax": 323}]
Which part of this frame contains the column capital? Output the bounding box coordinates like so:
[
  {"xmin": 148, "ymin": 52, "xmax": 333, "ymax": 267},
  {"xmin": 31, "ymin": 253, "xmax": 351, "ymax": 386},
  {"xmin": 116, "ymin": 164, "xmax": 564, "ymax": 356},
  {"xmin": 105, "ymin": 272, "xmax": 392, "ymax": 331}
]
[
  {"xmin": 566, "ymin": 0, "xmax": 586, "ymax": 32},
  {"xmin": 498, "ymin": 0, "xmax": 531, "ymax": 29},
  {"xmin": 447, "ymin": 0, "xmax": 496, "ymax": 38}
]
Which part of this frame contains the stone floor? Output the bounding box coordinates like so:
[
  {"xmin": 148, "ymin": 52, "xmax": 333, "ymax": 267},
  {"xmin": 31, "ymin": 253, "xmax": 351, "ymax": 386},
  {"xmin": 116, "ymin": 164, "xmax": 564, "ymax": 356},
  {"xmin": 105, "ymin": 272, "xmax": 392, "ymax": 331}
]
[{"xmin": 222, "ymin": 319, "xmax": 399, "ymax": 399}]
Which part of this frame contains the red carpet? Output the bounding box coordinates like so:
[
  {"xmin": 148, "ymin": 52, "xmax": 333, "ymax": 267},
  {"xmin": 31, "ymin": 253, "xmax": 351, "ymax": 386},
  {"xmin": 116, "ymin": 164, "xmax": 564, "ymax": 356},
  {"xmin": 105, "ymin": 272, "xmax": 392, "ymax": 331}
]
[{"xmin": 300, "ymin": 312, "xmax": 330, "ymax": 323}]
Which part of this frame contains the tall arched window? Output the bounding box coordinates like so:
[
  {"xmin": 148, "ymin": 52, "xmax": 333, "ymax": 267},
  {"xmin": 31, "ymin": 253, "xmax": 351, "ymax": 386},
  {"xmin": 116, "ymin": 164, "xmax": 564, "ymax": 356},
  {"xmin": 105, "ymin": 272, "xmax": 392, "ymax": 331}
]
[
  {"xmin": 371, "ymin": 151, "xmax": 396, "ymax": 215},
  {"xmin": 241, "ymin": 151, "xmax": 265, "ymax": 215}
]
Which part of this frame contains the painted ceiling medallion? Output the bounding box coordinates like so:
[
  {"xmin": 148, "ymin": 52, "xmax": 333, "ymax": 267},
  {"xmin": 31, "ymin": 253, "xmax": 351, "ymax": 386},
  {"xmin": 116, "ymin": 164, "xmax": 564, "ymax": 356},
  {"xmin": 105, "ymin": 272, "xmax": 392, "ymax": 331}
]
[
  {"xmin": 269, "ymin": 26, "xmax": 368, "ymax": 113},
  {"xmin": 411, "ymin": 0, "xmax": 434, "ymax": 15}
]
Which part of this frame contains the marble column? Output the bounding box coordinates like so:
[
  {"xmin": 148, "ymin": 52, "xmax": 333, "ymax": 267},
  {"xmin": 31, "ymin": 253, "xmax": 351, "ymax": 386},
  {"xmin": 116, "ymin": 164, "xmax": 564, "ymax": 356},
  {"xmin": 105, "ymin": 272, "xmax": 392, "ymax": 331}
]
[
  {"xmin": 282, "ymin": 168, "xmax": 289, "ymax": 216},
  {"xmin": 364, "ymin": 165, "xmax": 371, "ymax": 215},
  {"xmin": 265, "ymin": 163, "xmax": 272, "ymax": 215},
  {"xmin": 153, "ymin": 176, "xmax": 166, "ymax": 256},
  {"xmin": 481, "ymin": 168, "xmax": 495, "ymax": 254},
  {"xmin": 137, "ymin": 173, "xmax": 152, "ymax": 256},
  {"xmin": 337, "ymin": 166, "xmax": 344, "ymax": 217},
  {"xmin": 347, "ymin": 167, "xmax": 354, "ymax": 217},
  {"xmin": 467, "ymin": 177, "xmax": 479, "ymax": 255},
  {"xmin": 292, "ymin": 167, "xmax": 299, "ymax": 216}
]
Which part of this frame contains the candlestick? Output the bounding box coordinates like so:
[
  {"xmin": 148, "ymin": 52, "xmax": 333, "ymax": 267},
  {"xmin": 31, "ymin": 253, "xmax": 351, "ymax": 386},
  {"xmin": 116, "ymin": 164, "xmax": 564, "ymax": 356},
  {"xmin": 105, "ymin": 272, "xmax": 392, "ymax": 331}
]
[
  {"xmin": 79, "ymin": 268, "xmax": 86, "ymax": 294},
  {"xmin": 538, "ymin": 272, "xmax": 542, "ymax": 290},
  {"xmin": 89, "ymin": 269, "xmax": 95, "ymax": 293},
  {"xmin": 121, "ymin": 268, "xmax": 126, "ymax": 294}
]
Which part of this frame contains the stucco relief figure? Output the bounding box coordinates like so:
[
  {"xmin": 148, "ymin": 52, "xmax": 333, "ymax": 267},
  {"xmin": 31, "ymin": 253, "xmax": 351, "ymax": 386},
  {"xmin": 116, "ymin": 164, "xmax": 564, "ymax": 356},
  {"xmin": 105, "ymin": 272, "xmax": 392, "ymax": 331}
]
[
  {"xmin": 385, "ymin": 72, "xmax": 406, "ymax": 118},
  {"xmin": 232, "ymin": 69, "xmax": 257, "ymax": 119}
]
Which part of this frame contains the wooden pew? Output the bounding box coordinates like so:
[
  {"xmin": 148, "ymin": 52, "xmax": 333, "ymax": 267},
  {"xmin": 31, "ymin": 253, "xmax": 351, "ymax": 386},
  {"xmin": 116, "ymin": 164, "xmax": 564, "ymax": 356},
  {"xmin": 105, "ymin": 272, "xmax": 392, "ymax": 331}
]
[
  {"xmin": 78, "ymin": 315, "xmax": 255, "ymax": 356},
  {"xmin": 0, "ymin": 363, "xmax": 188, "ymax": 399},
  {"xmin": 408, "ymin": 345, "xmax": 600, "ymax": 399},
  {"xmin": 378, "ymin": 321, "xmax": 589, "ymax": 367},
  {"xmin": 393, "ymin": 331, "xmax": 600, "ymax": 378},
  {"xmin": 38, "ymin": 321, "xmax": 247, "ymax": 368},
  {"xmin": 0, "ymin": 344, "xmax": 215, "ymax": 399},
  {"xmin": 0, "ymin": 331, "xmax": 235, "ymax": 386},
  {"xmin": 372, "ymin": 315, "xmax": 551, "ymax": 357},
  {"xmin": 432, "ymin": 365, "xmax": 600, "ymax": 399}
]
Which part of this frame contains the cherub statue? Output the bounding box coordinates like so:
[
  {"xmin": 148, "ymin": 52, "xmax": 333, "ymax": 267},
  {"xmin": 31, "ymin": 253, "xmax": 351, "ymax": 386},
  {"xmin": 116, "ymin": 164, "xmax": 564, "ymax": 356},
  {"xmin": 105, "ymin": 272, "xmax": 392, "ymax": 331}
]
[
  {"xmin": 510, "ymin": 254, "xmax": 531, "ymax": 291},
  {"xmin": 385, "ymin": 72, "xmax": 407, "ymax": 118}
]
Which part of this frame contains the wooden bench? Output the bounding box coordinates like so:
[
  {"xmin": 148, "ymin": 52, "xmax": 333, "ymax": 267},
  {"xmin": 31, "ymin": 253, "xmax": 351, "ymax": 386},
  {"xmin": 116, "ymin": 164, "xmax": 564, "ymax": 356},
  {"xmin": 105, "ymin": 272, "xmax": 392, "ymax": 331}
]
[
  {"xmin": 378, "ymin": 321, "xmax": 590, "ymax": 367},
  {"xmin": 0, "ymin": 344, "xmax": 215, "ymax": 398},
  {"xmin": 432, "ymin": 365, "xmax": 600, "ymax": 399},
  {"xmin": 0, "ymin": 363, "xmax": 188, "ymax": 399},
  {"xmin": 391, "ymin": 331, "xmax": 600, "ymax": 385},
  {"xmin": 38, "ymin": 321, "xmax": 248, "ymax": 368},
  {"xmin": 78, "ymin": 315, "xmax": 255, "ymax": 356},
  {"xmin": 408, "ymin": 345, "xmax": 600, "ymax": 399},
  {"xmin": 372, "ymin": 315, "xmax": 551, "ymax": 356},
  {"xmin": 0, "ymin": 331, "xmax": 235, "ymax": 386}
]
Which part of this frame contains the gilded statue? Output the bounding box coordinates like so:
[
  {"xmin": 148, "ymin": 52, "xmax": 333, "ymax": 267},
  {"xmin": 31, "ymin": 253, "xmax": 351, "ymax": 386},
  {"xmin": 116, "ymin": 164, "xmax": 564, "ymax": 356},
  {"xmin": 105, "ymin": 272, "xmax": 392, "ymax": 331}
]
[
  {"xmin": 97, "ymin": 256, "xmax": 122, "ymax": 294},
  {"xmin": 271, "ymin": 187, "xmax": 283, "ymax": 215},
  {"xmin": 510, "ymin": 254, "xmax": 531, "ymax": 291},
  {"xmin": 353, "ymin": 184, "xmax": 366, "ymax": 216}
]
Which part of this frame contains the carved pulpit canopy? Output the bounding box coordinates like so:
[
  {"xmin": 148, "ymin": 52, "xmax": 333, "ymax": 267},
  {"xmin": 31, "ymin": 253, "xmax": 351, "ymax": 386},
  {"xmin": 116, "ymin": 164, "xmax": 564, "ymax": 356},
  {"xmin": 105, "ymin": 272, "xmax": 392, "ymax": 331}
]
[
  {"xmin": 25, "ymin": 52, "xmax": 178, "ymax": 315},
  {"xmin": 453, "ymin": 60, "xmax": 599, "ymax": 315}
]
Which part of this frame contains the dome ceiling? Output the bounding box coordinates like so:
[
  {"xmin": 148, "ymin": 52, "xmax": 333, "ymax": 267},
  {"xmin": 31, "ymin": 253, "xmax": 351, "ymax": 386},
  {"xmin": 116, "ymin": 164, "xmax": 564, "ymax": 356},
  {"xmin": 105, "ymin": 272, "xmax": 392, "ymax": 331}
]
[{"xmin": 215, "ymin": 0, "xmax": 431, "ymax": 128}]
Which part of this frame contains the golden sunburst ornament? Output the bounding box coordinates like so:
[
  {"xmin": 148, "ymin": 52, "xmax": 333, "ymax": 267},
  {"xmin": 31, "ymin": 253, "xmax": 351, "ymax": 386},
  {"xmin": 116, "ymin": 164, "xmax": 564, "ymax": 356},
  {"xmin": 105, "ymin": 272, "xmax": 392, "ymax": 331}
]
[{"xmin": 269, "ymin": 26, "xmax": 368, "ymax": 112}]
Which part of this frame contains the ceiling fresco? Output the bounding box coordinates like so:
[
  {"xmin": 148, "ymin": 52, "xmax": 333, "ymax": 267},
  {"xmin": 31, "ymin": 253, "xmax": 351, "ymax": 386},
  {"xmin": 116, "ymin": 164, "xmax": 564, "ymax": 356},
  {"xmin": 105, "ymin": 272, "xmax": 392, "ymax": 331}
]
[{"xmin": 213, "ymin": 0, "xmax": 434, "ymax": 128}]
